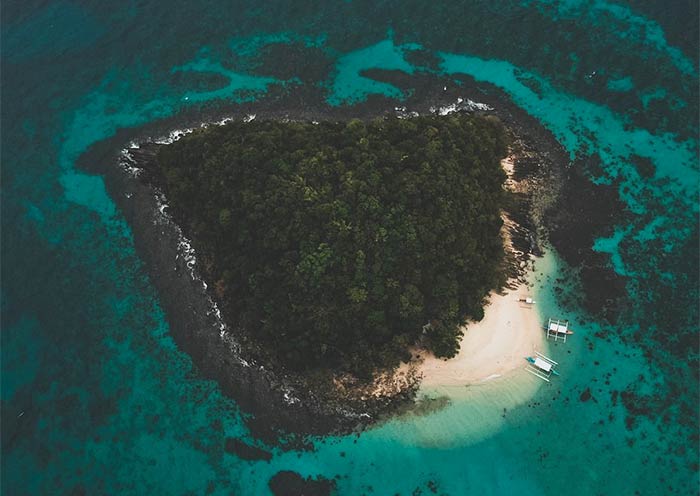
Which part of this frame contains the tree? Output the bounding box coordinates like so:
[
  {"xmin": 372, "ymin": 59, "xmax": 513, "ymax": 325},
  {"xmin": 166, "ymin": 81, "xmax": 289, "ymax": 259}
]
[{"xmin": 219, "ymin": 208, "xmax": 232, "ymax": 227}]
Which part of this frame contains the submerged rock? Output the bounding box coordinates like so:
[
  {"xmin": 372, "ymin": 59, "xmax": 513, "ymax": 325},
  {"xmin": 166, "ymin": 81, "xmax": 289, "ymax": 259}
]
[
  {"xmin": 224, "ymin": 438, "xmax": 272, "ymax": 461},
  {"xmin": 580, "ymin": 387, "xmax": 593, "ymax": 402},
  {"xmin": 268, "ymin": 471, "xmax": 335, "ymax": 496}
]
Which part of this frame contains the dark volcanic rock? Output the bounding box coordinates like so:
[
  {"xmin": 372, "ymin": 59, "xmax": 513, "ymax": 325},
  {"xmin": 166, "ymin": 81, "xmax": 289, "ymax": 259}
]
[
  {"xmin": 224, "ymin": 437, "xmax": 272, "ymax": 461},
  {"xmin": 268, "ymin": 471, "xmax": 336, "ymax": 496}
]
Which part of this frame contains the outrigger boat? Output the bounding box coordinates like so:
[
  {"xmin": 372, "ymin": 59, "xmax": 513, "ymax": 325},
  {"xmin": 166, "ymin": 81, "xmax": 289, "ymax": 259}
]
[
  {"xmin": 543, "ymin": 317, "xmax": 574, "ymax": 342},
  {"xmin": 525, "ymin": 351, "xmax": 560, "ymax": 382}
]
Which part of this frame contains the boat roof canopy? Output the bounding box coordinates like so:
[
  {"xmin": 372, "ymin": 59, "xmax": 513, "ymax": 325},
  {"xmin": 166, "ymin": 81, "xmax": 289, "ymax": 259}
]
[
  {"xmin": 533, "ymin": 357, "xmax": 552, "ymax": 372},
  {"xmin": 548, "ymin": 320, "xmax": 568, "ymax": 333}
]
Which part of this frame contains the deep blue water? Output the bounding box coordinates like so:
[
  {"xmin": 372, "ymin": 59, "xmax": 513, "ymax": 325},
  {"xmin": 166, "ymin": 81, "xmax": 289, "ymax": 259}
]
[{"xmin": 2, "ymin": 1, "xmax": 698, "ymax": 494}]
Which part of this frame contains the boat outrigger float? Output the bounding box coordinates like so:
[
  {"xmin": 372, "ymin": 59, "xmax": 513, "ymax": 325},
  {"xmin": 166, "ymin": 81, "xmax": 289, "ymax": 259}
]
[
  {"xmin": 525, "ymin": 351, "xmax": 560, "ymax": 382},
  {"xmin": 544, "ymin": 317, "xmax": 574, "ymax": 342}
]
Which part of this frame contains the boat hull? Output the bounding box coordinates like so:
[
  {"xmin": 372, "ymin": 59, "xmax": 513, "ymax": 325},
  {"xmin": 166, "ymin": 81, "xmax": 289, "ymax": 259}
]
[{"xmin": 542, "ymin": 326, "xmax": 574, "ymax": 335}]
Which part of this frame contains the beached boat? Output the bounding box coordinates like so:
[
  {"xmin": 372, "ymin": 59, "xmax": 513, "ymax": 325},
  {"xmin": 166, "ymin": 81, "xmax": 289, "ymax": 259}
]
[
  {"xmin": 517, "ymin": 297, "xmax": 536, "ymax": 305},
  {"xmin": 525, "ymin": 351, "xmax": 560, "ymax": 382},
  {"xmin": 544, "ymin": 317, "xmax": 574, "ymax": 342},
  {"xmin": 525, "ymin": 357, "xmax": 560, "ymax": 376}
]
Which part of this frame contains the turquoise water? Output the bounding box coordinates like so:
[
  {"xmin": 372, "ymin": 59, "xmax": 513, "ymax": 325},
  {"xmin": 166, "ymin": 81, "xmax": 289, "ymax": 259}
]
[{"xmin": 2, "ymin": 1, "xmax": 697, "ymax": 494}]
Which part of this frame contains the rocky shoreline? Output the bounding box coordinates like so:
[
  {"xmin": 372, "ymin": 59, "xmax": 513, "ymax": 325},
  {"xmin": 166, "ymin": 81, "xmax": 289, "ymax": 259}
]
[
  {"xmin": 94, "ymin": 138, "xmax": 421, "ymax": 444},
  {"xmin": 78, "ymin": 75, "xmax": 622, "ymax": 444}
]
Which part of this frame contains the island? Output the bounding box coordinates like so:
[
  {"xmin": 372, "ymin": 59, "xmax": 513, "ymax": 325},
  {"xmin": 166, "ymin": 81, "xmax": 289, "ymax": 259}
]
[
  {"xmin": 89, "ymin": 85, "xmax": 622, "ymax": 442},
  {"xmin": 150, "ymin": 115, "xmax": 508, "ymax": 377}
]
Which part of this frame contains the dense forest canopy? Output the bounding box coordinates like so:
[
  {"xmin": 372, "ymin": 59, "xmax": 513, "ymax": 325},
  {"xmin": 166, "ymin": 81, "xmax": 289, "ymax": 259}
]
[{"xmin": 154, "ymin": 114, "xmax": 509, "ymax": 376}]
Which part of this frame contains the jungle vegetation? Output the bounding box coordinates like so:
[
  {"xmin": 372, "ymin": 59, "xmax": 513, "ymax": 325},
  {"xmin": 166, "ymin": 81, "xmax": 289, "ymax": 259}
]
[{"xmin": 153, "ymin": 114, "xmax": 509, "ymax": 377}]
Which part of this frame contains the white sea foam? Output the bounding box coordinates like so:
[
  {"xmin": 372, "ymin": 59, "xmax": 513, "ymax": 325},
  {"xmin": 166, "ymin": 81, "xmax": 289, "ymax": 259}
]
[
  {"xmin": 283, "ymin": 390, "xmax": 301, "ymax": 405},
  {"xmin": 154, "ymin": 191, "xmax": 170, "ymax": 218},
  {"xmin": 119, "ymin": 149, "xmax": 143, "ymax": 177},
  {"xmin": 429, "ymin": 97, "xmax": 494, "ymax": 116},
  {"xmin": 215, "ymin": 116, "xmax": 235, "ymax": 126},
  {"xmin": 481, "ymin": 374, "xmax": 502, "ymax": 382},
  {"xmin": 394, "ymin": 106, "xmax": 419, "ymax": 119},
  {"xmin": 335, "ymin": 408, "xmax": 371, "ymax": 420},
  {"xmin": 154, "ymin": 127, "xmax": 195, "ymax": 145}
]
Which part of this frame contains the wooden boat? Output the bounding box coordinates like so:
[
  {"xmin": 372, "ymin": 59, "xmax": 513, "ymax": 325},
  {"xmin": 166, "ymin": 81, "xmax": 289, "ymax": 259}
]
[
  {"xmin": 524, "ymin": 351, "xmax": 560, "ymax": 382},
  {"xmin": 543, "ymin": 318, "xmax": 574, "ymax": 341},
  {"xmin": 525, "ymin": 356, "xmax": 560, "ymax": 376}
]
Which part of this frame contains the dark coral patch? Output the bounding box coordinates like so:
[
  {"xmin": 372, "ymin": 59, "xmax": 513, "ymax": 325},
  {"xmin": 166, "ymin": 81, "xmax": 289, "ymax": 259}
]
[{"xmin": 268, "ymin": 471, "xmax": 336, "ymax": 496}]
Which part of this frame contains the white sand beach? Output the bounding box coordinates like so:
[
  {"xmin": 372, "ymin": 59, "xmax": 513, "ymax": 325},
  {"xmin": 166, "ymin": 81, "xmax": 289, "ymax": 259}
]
[{"xmin": 418, "ymin": 285, "xmax": 545, "ymax": 387}]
